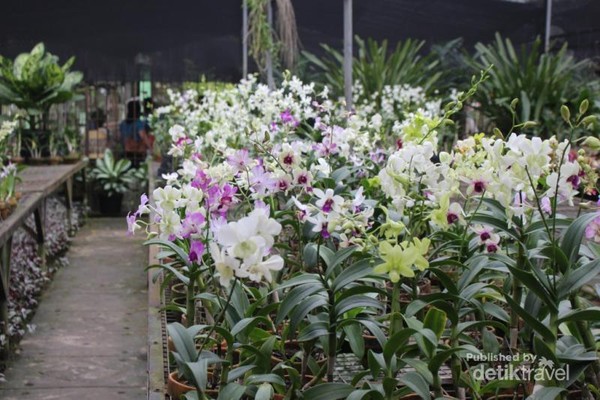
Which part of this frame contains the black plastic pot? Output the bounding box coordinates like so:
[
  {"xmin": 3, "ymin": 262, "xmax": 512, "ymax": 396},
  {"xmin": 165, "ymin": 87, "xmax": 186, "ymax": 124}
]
[{"xmin": 98, "ymin": 192, "xmax": 124, "ymax": 216}]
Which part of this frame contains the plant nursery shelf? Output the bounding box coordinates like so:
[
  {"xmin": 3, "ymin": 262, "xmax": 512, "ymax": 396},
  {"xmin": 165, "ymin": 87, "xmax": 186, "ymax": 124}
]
[
  {"xmin": 0, "ymin": 160, "xmax": 87, "ymax": 359},
  {"xmin": 16, "ymin": 161, "xmax": 86, "ymax": 196}
]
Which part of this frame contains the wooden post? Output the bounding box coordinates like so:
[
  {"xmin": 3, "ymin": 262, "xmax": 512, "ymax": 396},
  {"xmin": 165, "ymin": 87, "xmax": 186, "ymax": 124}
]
[
  {"xmin": 544, "ymin": 0, "xmax": 552, "ymax": 53},
  {"xmin": 0, "ymin": 238, "xmax": 12, "ymax": 359},
  {"xmin": 265, "ymin": 0, "xmax": 275, "ymax": 89},
  {"xmin": 242, "ymin": 0, "xmax": 249, "ymax": 78},
  {"xmin": 344, "ymin": 0, "xmax": 353, "ymax": 110}
]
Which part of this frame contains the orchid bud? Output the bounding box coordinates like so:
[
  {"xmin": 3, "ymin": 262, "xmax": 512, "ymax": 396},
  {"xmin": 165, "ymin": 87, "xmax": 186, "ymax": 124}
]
[
  {"xmin": 522, "ymin": 121, "xmax": 538, "ymax": 129},
  {"xmin": 439, "ymin": 152, "xmax": 452, "ymax": 163},
  {"xmin": 579, "ymin": 99, "xmax": 589, "ymax": 115},
  {"xmin": 582, "ymin": 136, "xmax": 600, "ymax": 151},
  {"xmin": 510, "ymin": 98, "xmax": 519, "ymax": 110},
  {"xmin": 581, "ymin": 115, "xmax": 597, "ymax": 127},
  {"xmin": 561, "ymin": 105, "xmax": 571, "ymax": 123},
  {"xmin": 493, "ymin": 127, "xmax": 504, "ymax": 139}
]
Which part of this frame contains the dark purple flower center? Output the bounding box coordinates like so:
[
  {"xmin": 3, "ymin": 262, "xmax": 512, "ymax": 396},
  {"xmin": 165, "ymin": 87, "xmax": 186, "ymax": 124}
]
[
  {"xmin": 567, "ymin": 175, "xmax": 580, "ymax": 188},
  {"xmin": 473, "ymin": 181, "xmax": 486, "ymax": 193},
  {"xmin": 322, "ymin": 199, "xmax": 334, "ymax": 213},
  {"xmin": 486, "ymin": 243, "xmax": 498, "ymax": 253},
  {"xmin": 480, "ymin": 232, "xmax": 490, "ymax": 241},
  {"xmin": 298, "ymin": 175, "xmax": 308, "ymax": 184},
  {"xmin": 283, "ymin": 154, "xmax": 294, "ymax": 165},
  {"xmin": 446, "ymin": 213, "xmax": 458, "ymax": 224}
]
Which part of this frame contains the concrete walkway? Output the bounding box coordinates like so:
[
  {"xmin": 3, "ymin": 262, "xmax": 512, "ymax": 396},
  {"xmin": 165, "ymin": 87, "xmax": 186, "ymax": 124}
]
[{"xmin": 0, "ymin": 218, "xmax": 148, "ymax": 400}]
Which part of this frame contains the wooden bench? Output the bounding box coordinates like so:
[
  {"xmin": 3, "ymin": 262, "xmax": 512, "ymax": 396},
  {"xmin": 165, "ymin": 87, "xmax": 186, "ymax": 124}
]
[{"xmin": 0, "ymin": 160, "xmax": 87, "ymax": 358}]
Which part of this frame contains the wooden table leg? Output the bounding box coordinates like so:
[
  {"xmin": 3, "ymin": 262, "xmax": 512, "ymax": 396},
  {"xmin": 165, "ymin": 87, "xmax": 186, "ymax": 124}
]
[
  {"xmin": 65, "ymin": 176, "xmax": 74, "ymax": 236},
  {"xmin": 0, "ymin": 237, "xmax": 13, "ymax": 360},
  {"xmin": 34, "ymin": 203, "xmax": 46, "ymax": 271}
]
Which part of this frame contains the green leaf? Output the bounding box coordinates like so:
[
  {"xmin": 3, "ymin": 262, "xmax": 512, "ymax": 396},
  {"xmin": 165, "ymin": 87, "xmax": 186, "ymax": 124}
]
[
  {"xmin": 506, "ymin": 265, "xmax": 557, "ymax": 312},
  {"xmin": 275, "ymin": 274, "xmax": 323, "ymax": 292},
  {"xmin": 326, "ymin": 246, "xmax": 357, "ymax": 275},
  {"xmin": 183, "ymin": 359, "xmax": 208, "ymax": 392},
  {"xmin": 298, "ymin": 321, "xmax": 328, "ymax": 342},
  {"xmin": 245, "ymin": 373, "xmax": 285, "ymax": 386},
  {"xmin": 397, "ymin": 371, "xmax": 431, "ymax": 400},
  {"xmin": 230, "ymin": 316, "xmax": 268, "ymax": 337},
  {"xmin": 343, "ymin": 323, "xmax": 365, "ymax": 359},
  {"xmin": 332, "ymin": 258, "xmax": 372, "ymax": 291},
  {"xmin": 526, "ymin": 387, "xmax": 565, "ymax": 400},
  {"xmin": 383, "ymin": 328, "xmax": 419, "ymax": 364},
  {"xmin": 346, "ymin": 389, "xmax": 385, "ymax": 400},
  {"xmin": 423, "ymin": 307, "xmax": 446, "ymax": 340},
  {"xmin": 558, "ymin": 307, "xmax": 600, "ymax": 324},
  {"xmin": 289, "ymin": 295, "xmax": 328, "ymax": 332},
  {"xmin": 303, "ymin": 243, "xmax": 318, "ymax": 268},
  {"xmin": 227, "ymin": 365, "xmax": 256, "ymax": 382},
  {"xmin": 504, "ymin": 295, "xmax": 555, "ymax": 341},
  {"xmin": 218, "ymin": 382, "xmax": 246, "ymax": 400},
  {"xmin": 255, "ymin": 383, "xmax": 273, "ymax": 400},
  {"xmin": 144, "ymin": 238, "xmax": 192, "ymax": 269},
  {"xmin": 335, "ymin": 295, "xmax": 383, "ymax": 318},
  {"xmin": 557, "ymin": 259, "xmax": 600, "ymax": 298},
  {"xmin": 561, "ymin": 212, "xmax": 600, "ymax": 264},
  {"xmin": 276, "ymin": 283, "xmax": 324, "ymax": 324},
  {"xmin": 167, "ymin": 322, "xmax": 198, "ymax": 363},
  {"xmin": 302, "ymin": 383, "xmax": 355, "ymax": 400}
]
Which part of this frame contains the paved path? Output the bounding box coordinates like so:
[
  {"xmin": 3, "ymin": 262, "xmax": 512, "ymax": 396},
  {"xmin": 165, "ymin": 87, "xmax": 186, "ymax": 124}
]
[{"xmin": 0, "ymin": 218, "xmax": 147, "ymax": 400}]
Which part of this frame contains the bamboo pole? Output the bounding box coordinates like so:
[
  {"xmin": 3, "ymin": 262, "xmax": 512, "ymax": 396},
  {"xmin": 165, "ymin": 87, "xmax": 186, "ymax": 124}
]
[
  {"xmin": 544, "ymin": 0, "xmax": 552, "ymax": 53},
  {"xmin": 242, "ymin": 0, "xmax": 249, "ymax": 78},
  {"xmin": 266, "ymin": 0, "xmax": 275, "ymax": 89},
  {"xmin": 343, "ymin": 0, "xmax": 353, "ymax": 110}
]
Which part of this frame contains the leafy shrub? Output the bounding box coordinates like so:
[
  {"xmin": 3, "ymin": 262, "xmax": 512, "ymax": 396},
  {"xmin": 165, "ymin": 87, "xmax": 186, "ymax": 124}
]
[
  {"xmin": 465, "ymin": 33, "xmax": 600, "ymax": 137},
  {"xmin": 303, "ymin": 36, "xmax": 442, "ymax": 102}
]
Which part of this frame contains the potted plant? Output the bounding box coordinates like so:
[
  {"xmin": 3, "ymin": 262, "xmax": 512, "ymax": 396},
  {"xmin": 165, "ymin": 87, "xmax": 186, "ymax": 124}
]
[
  {"xmin": 47, "ymin": 134, "xmax": 62, "ymax": 165},
  {"xmin": 0, "ymin": 42, "xmax": 83, "ymax": 157},
  {"xmin": 25, "ymin": 138, "xmax": 44, "ymax": 165},
  {"xmin": 90, "ymin": 149, "xmax": 142, "ymax": 216},
  {"xmin": 62, "ymin": 127, "xmax": 81, "ymax": 163}
]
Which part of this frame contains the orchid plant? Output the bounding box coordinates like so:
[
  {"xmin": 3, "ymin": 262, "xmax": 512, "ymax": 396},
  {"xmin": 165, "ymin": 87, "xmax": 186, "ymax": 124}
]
[{"xmin": 130, "ymin": 73, "xmax": 600, "ymax": 399}]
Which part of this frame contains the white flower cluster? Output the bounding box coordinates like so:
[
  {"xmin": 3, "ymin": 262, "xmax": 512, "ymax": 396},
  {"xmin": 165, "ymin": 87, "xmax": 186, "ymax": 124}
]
[
  {"xmin": 212, "ymin": 207, "xmax": 283, "ymax": 286},
  {"xmin": 380, "ymin": 130, "xmax": 582, "ymax": 227}
]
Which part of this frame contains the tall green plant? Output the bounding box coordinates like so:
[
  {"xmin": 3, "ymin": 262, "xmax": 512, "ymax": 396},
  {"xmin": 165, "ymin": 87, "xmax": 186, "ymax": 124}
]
[
  {"xmin": 466, "ymin": 33, "xmax": 599, "ymax": 138},
  {"xmin": 0, "ymin": 43, "xmax": 82, "ymax": 130},
  {"xmin": 303, "ymin": 36, "xmax": 442, "ymax": 101}
]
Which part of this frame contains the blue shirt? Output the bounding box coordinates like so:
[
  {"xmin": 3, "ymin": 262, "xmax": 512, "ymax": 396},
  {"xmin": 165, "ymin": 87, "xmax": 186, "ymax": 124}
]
[{"xmin": 119, "ymin": 120, "xmax": 146, "ymax": 142}]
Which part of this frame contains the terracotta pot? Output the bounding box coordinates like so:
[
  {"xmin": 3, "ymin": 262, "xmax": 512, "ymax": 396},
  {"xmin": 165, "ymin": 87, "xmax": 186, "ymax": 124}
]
[
  {"xmin": 167, "ymin": 371, "xmax": 195, "ymax": 399},
  {"xmin": 10, "ymin": 156, "xmax": 25, "ymax": 165},
  {"xmin": 171, "ymin": 282, "xmax": 187, "ymax": 299},
  {"xmin": 168, "ymin": 370, "xmax": 220, "ymax": 398},
  {"xmin": 0, "ymin": 202, "xmax": 10, "ymax": 219},
  {"xmin": 27, "ymin": 157, "xmax": 46, "ymax": 166},
  {"xmin": 63, "ymin": 153, "xmax": 81, "ymax": 164},
  {"xmin": 47, "ymin": 156, "xmax": 63, "ymax": 165}
]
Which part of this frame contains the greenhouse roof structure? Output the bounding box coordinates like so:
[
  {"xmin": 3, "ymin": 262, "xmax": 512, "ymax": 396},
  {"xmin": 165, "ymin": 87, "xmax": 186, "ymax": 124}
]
[{"xmin": 0, "ymin": 0, "xmax": 597, "ymax": 81}]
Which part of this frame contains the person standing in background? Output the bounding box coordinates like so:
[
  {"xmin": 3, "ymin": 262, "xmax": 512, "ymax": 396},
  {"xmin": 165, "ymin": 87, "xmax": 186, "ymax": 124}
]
[{"xmin": 120, "ymin": 99, "xmax": 153, "ymax": 167}]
